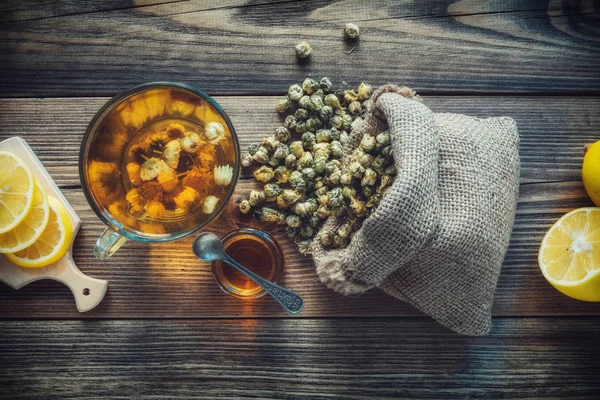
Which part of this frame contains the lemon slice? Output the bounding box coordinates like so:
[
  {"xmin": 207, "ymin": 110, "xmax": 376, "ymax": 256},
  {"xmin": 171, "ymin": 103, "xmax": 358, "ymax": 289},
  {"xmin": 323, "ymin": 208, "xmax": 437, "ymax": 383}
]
[
  {"xmin": 538, "ymin": 207, "xmax": 600, "ymax": 301},
  {"xmin": 0, "ymin": 151, "xmax": 35, "ymax": 234},
  {"xmin": 0, "ymin": 181, "xmax": 49, "ymax": 253},
  {"xmin": 5, "ymin": 196, "xmax": 73, "ymax": 268}
]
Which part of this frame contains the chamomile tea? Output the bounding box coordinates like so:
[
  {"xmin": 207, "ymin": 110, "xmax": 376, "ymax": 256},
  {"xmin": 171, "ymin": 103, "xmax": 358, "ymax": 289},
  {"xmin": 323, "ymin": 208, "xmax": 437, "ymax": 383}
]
[{"xmin": 83, "ymin": 87, "xmax": 238, "ymax": 237}]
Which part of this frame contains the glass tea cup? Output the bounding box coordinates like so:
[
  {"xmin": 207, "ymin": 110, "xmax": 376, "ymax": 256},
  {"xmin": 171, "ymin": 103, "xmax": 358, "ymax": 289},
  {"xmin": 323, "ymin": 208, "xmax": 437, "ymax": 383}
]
[{"xmin": 79, "ymin": 82, "xmax": 240, "ymax": 259}]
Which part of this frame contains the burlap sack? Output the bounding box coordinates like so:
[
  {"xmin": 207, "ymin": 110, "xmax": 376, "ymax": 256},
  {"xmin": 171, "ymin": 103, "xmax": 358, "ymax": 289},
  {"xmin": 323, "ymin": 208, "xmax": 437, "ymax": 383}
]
[{"xmin": 312, "ymin": 86, "xmax": 520, "ymax": 336}]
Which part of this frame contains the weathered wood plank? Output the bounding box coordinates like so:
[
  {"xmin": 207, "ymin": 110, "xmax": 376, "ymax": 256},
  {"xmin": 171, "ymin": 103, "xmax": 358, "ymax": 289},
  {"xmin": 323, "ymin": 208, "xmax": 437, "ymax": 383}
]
[
  {"xmin": 1, "ymin": 318, "xmax": 599, "ymax": 399},
  {"xmin": 1, "ymin": 1, "xmax": 599, "ymax": 96},
  {"xmin": 1, "ymin": 180, "xmax": 599, "ymax": 318},
  {"xmin": 1, "ymin": 96, "xmax": 598, "ymax": 187}
]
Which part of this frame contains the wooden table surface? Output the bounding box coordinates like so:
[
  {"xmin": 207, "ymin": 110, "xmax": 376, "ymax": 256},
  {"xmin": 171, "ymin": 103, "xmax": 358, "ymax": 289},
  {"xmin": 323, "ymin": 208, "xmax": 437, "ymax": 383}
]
[{"xmin": 1, "ymin": 1, "xmax": 600, "ymax": 398}]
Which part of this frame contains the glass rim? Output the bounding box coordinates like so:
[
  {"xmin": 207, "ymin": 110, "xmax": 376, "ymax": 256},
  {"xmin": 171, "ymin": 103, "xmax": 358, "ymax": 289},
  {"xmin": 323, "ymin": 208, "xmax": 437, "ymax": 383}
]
[{"xmin": 79, "ymin": 81, "xmax": 241, "ymax": 243}]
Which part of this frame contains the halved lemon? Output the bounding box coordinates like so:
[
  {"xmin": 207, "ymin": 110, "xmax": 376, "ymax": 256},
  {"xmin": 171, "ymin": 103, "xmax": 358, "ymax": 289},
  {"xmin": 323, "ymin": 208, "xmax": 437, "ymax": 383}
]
[
  {"xmin": 0, "ymin": 151, "xmax": 34, "ymax": 234},
  {"xmin": 538, "ymin": 207, "xmax": 600, "ymax": 301},
  {"xmin": 5, "ymin": 196, "xmax": 73, "ymax": 268},
  {"xmin": 0, "ymin": 181, "xmax": 49, "ymax": 253}
]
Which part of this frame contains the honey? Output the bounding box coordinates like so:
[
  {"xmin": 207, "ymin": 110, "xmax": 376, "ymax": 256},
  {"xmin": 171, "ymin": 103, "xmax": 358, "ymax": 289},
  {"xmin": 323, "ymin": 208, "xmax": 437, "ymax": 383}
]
[{"xmin": 212, "ymin": 229, "xmax": 284, "ymax": 298}]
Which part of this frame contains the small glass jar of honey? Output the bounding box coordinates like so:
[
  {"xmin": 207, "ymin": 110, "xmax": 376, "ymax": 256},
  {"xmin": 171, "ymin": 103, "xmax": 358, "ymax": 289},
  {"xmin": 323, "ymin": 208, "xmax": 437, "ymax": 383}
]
[{"xmin": 212, "ymin": 228, "xmax": 284, "ymax": 299}]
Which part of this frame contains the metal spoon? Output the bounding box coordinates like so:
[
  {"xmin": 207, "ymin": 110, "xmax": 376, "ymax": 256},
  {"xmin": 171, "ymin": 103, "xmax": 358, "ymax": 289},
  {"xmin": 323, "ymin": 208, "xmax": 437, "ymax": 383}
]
[{"xmin": 192, "ymin": 232, "xmax": 304, "ymax": 314}]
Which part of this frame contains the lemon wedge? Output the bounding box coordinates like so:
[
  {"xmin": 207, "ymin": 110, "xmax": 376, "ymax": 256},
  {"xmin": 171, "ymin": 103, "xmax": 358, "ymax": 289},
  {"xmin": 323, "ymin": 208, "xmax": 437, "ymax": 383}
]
[
  {"xmin": 5, "ymin": 196, "xmax": 73, "ymax": 268},
  {"xmin": 0, "ymin": 181, "xmax": 49, "ymax": 253},
  {"xmin": 0, "ymin": 151, "xmax": 35, "ymax": 234},
  {"xmin": 538, "ymin": 207, "xmax": 600, "ymax": 301}
]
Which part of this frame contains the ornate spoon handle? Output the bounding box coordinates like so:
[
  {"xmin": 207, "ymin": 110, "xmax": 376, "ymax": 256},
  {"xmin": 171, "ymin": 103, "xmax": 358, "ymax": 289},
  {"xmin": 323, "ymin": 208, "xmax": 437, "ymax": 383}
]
[{"xmin": 223, "ymin": 254, "xmax": 304, "ymax": 314}]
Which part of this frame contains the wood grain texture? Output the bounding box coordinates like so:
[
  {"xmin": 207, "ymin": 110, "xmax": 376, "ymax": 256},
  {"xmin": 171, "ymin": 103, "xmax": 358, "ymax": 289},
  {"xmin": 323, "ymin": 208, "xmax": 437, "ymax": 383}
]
[
  {"xmin": 1, "ymin": 179, "xmax": 599, "ymax": 318},
  {"xmin": 1, "ymin": 318, "xmax": 599, "ymax": 399},
  {"xmin": 1, "ymin": 95, "xmax": 598, "ymax": 187},
  {"xmin": 1, "ymin": 0, "xmax": 599, "ymax": 96}
]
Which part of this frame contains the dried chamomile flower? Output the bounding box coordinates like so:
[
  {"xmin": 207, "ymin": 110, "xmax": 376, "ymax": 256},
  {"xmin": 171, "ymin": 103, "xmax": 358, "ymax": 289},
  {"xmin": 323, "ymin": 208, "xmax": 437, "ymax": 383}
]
[
  {"xmin": 297, "ymin": 151, "xmax": 314, "ymax": 169},
  {"xmin": 274, "ymin": 126, "xmax": 291, "ymax": 143},
  {"xmin": 263, "ymin": 136, "xmax": 279, "ymax": 152},
  {"xmin": 376, "ymin": 131, "xmax": 391, "ymax": 147},
  {"xmin": 253, "ymin": 146, "xmax": 270, "ymax": 164},
  {"xmin": 313, "ymin": 142, "xmax": 329, "ymax": 159},
  {"xmin": 301, "ymin": 132, "xmax": 316, "ymax": 151},
  {"xmin": 268, "ymin": 157, "xmax": 280, "ymax": 168},
  {"xmin": 344, "ymin": 90, "xmax": 359, "ymax": 103},
  {"xmin": 344, "ymin": 23, "xmax": 360, "ymax": 40},
  {"xmin": 273, "ymin": 143, "xmax": 290, "ymax": 159},
  {"xmin": 253, "ymin": 165, "xmax": 275, "ymax": 183},
  {"xmin": 296, "ymin": 240, "xmax": 313, "ymax": 255},
  {"xmin": 337, "ymin": 222, "xmax": 353, "ymax": 239},
  {"xmin": 302, "ymin": 167, "xmax": 316, "ymax": 181},
  {"xmin": 320, "ymin": 77, "xmax": 333, "ymax": 92},
  {"xmin": 146, "ymin": 201, "xmax": 166, "ymax": 219},
  {"xmin": 285, "ymin": 154, "xmax": 297, "ymax": 169},
  {"xmin": 302, "ymin": 78, "xmax": 319, "ymax": 94},
  {"xmin": 319, "ymin": 231, "xmax": 334, "ymax": 246},
  {"xmin": 349, "ymin": 196, "xmax": 367, "ymax": 217},
  {"xmin": 286, "ymin": 226, "xmax": 298, "ymax": 240},
  {"xmin": 325, "ymin": 94, "xmax": 341, "ymax": 110},
  {"xmin": 288, "ymin": 84, "xmax": 304, "ymax": 101},
  {"xmin": 126, "ymin": 189, "xmax": 145, "ymax": 213},
  {"xmin": 348, "ymin": 101, "xmax": 362, "ymax": 115},
  {"xmin": 238, "ymin": 197, "xmax": 252, "ymax": 214},
  {"xmin": 308, "ymin": 94, "xmax": 324, "ymax": 111},
  {"xmin": 342, "ymin": 186, "xmax": 356, "ymax": 199},
  {"xmin": 295, "ymin": 108, "xmax": 309, "ymax": 121},
  {"xmin": 366, "ymin": 194, "xmax": 381, "ymax": 209},
  {"xmin": 247, "ymin": 143, "xmax": 260, "ymax": 156},
  {"xmin": 249, "ymin": 190, "xmax": 266, "ymax": 207},
  {"xmin": 181, "ymin": 132, "xmax": 204, "ymax": 153},
  {"xmin": 295, "ymin": 122, "xmax": 308, "ymax": 134},
  {"xmin": 325, "ymin": 169, "xmax": 342, "ymax": 186},
  {"xmin": 295, "ymin": 41, "xmax": 312, "ymax": 59},
  {"xmin": 264, "ymin": 183, "xmax": 283, "ymax": 201},
  {"xmin": 358, "ymin": 152, "xmax": 374, "ymax": 167},
  {"xmin": 174, "ymin": 187, "xmax": 200, "ymax": 211},
  {"xmin": 315, "ymin": 129, "xmax": 331, "ymax": 143},
  {"xmin": 330, "ymin": 141, "xmax": 344, "ymax": 158},
  {"xmin": 318, "ymin": 107, "xmax": 333, "ymax": 123},
  {"xmin": 340, "ymin": 171, "xmax": 353, "ymax": 185},
  {"xmin": 349, "ymin": 161, "xmax": 365, "ymax": 178},
  {"xmin": 330, "ymin": 204, "xmax": 347, "ymax": 217},
  {"xmin": 276, "ymin": 194, "xmax": 289, "ymax": 210},
  {"xmin": 314, "ymin": 185, "xmax": 328, "ymax": 197},
  {"xmin": 362, "ymin": 185, "xmax": 374, "ymax": 198},
  {"xmin": 330, "ymin": 115, "xmax": 343, "ymax": 129},
  {"xmin": 314, "ymin": 157, "xmax": 327, "ymax": 174},
  {"xmin": 274, "ymin": 166, "xmax": 292, "ymax": 184},
  {"xmin": 329, "ymin": 127, "xmax": 341, "ymax": 142},
  {"xmin": 167, "ymin": 123, "xmax": 186, "ymax": 138},
  {"xmin": 362, "ymin": 168, "xmax": 378, "ymax": 186},
  {"xmin": 289, "ymin": 170, "xmax": 307, "ymax": 191},
  {"xmin": 325, "ymin": 159, "xmax": 341, "ymax": 174},
  {"xmin": 140, "ymin": 158, "xmax": 173, "ymax": 181},
  {"xmin": 157, "ymin": 171, "xmax": 179, "ymax": 193},
  {"xmin": 333, "ymin": 234, "xmax": 347, "ymax": 248},
  {"xmin": 284, "ymin": 115, "xmax": 297, "ymax": 130},
  {"xmin": 286, "ymin": 214, "xmax": 302, "ymax": 229},
  {"xmin": 357, "ymin": 82, "xmax": 373, "ymax": 100},
  {"xmin": 203, "ymin": 122, "xmax": 226, "ymax": 145},
  {"xmin": 126, "ymin": 162, "xmax": 142, "ymax": 186},
  {"xmin": 276, "ymin": 96, "xmax": 291, "ymax": 113},
  {"xmin": 299, "ymin": 224, "xmax": 314, "ymax": 239},
  {"xmin": 305, "ymin": 116, "xmax": 322, "ymax": 132},
  {"xmin": 159, "ymin": 140, "xmax": 180, "ymax": 169},
  {"xmin": 327, "ymin": 187, "xmax": 344, "ymax": 207},
  {"xmin": 360, "ymin": 135, "xmax": 377, "ymax": 152},
  {"xmin": 203, "ymin": 195, "xmax": 219, "ymax": 214},
  {"xmin": 317, "ymin": 204, "xmax": 330, "ymax": 219},
  {"xmin": 381, "ymin": 145, "xmax": 393, "ymax": 161},
  {"xmin": 379, "ymin": 174, "xmax": 393, "ymax": 191},
  {"xmin": 299, "ymin": 95, "xmax": 310, "ymax": 109},
  {"xmin": 241, "ymin": 152, "xmax": 254, "ymax": 168},
  {"xmin": 341, "ymin": 114, "xmax": 353, "ymax": 130},
  {"xmin": 372, "ymin": 155, "xmax": 386, "ymax": 172},
  {"xmin": 259, "ymin": 207, "xmax": 286, "ymax": 224},
  {"xmin": 280, "ymin": 189, "xmax": 302, "ymax": 206},
  {"xmin": 293, "ymin": 201, "xmax": 316, "ymax": 217},
  {"xmin": 214, "ymin": 165, "xmax": 234, "ymax": 186}
]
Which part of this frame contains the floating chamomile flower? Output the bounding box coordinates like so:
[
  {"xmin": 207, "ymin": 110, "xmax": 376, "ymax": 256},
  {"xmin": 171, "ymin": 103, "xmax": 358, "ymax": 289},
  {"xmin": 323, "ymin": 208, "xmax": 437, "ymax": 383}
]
[
  {"xmin": 140, "ymin": 158, "xmax": 173, "ymax": 181},
  {"xmin": 126, "ymin": 162, "xmax": 142, "ymax": 186},
  {"xmin": 174, "ymin": 187, "xmax": 200, "ymax": 211},
  {"xmin": 214, "ymin": 165, "xmax": 234, "ymax": 186},
  {"xmin": 203, "ymin": 195, "xmax": 219, "ymax": 214},
  {"xmin": 157, "ymin": 171, "xmax": 179, "ymax": 193},
  {"xmin": 203, "ymin": 122, "xmax": 226, "ymax": 145},
  {"xmin": 181, "ymin": 132, "xmax": 204, "ymax": 153},
  {"xmin": 146, "ymin": 201, "xmax": 166, "ymax": 219},
  {"xmin": 163, "ymin": 139, "xmax": 181, "ymax": 168},
  {"xmin": 126, "ymin": 189, "xmax": 145, "ymax": 213}
]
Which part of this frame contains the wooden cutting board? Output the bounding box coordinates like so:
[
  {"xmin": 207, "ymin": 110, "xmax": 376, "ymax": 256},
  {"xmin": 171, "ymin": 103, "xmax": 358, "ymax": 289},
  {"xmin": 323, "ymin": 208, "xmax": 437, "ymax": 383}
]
[{"xmin": 0, "ymin": 136, "xmax": 107, "ymax": 312}]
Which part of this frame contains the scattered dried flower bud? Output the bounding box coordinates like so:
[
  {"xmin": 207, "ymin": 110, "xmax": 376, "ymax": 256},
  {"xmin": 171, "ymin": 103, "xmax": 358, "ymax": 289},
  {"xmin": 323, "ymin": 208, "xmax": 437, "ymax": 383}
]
[
  {"xmin": 342, "ymin": 114, "xmax": 353, "ymax": 130},
  {"xmin": 342, "ymin": 186, "xmax": 356, "ymax": 198},
  {"xmin": 296, "ymin": 240, "xmax": 313, "ymax": 255},
  {"xmin": 248, "ymin": 190, "xmax": 266, "ymax": 207},
  {"xmin": 281, "ymin": 189, "xmax": 302, "ymax": 205},
  {"xmin": 264, "ymin": 183, "xmax": 283, "ymax": 201},
  {"xmin": 316, "ymin": 129, "xmax": 332, "ymax": 143},
  {"xmin": 273, "ymin": 166, "xmax": 291, "ymax": 184},
  {"xmin": 263, "ymin": 136, "xmax": 279, "ymax": 151},
  {"xmin": 297, "ymin": 151, "xmax": 314, "ymax": 169},
  {"xmin": 284, "ymin": 115, "xmax": 297, "ymax": 130},
  {"xmin": 273, "ymin": 143, "xmax": 290, "ymax": 159},
  {"xmin": 333, "ymin": 234, "xmax": 347, "ymax": 248},
  {"xmin": 295, "ymin": 108, "xmax": 309, "ymax": 121},
  {"xmin": 325, "ymin": 159, "xmax": 342, "ymax": 174},
  {"xmin": 376, "ymin": 131, "xmax": 391, "ymax": 147},
  {"xmin": 360, "ymin": 135, "xmax": 377, "ymax": 151},
  {"xmin": 253, "ymin": 165, "xmax": 275, "ymax": 183},
  {"xmin": 349, "ymin": 161, "xmax": 365, "ymax": 178},
  {"xmin": 268, "ymin": 157, "xmax": 280, "ymax": 167},
  {"xmin": 288, "ymin": 84, "xmax": 304, "ymax": 101},
  {"xmin": 340, "ymin": 172, "xmax": 353, "ymax": 185},
  {"xmin": 319, "ymin": 105, "xmax": 334, "ymax": 121},
  {"xmin": 305, "ymin": 116, "xmax": 322, "ymax": 132},
  {"xmin": 337, "ymin": 222, "xmax": 353, "ymax": 238},
  {"xmin": 349, "ymin": 196, "xmax": 367, "ymax": 217},
  {"xmin": 317, "ymin": 204, "xmax": 331, "ymax": 219},
  {"xmin": 348, "ymin": 101, "xmax": 362, "ymax": 115},
  {"xmin": 327, "ymin": 187, "xmax": 344, "ymax": 207},
  {"xmin": 247, "ymin": 143, "xmax": 260, "ymax": 156},
  {"xmin": 260, "ymin": 207, "xmax": 286, "ymax": 224},
  {"xmin": 253, "ymin": 146, "xmax": 270, "ymax": 164},
  {"xmin": 293, "ymin": 201, "xmax": 317, "ymax": 217},
  {"xmin": 289, "ymin": 170, "xmax": 308, "ymax": 191},
  {"xmin": 302, "ymin": 167, "xmax": 316, "ymax": 181},
  {"xmin": 339, "ymin": 131, "xmax": 349, "ymax": 145},
  {"xmin": 313, "ymin": 157, "xmax": 327, "ymax": 174},
  {"xmin": 241, "ymin": 152, "xmax": 254, "ymax": 168},
  {"xmin": 285, "ymin": 153, "xmax": 297, "ymax": 169},
  {"xmin": 308, "ymin": 94, "xmax": 324, "ymax": 111},
  {"xmin": 320, "ymin": 231, "xmax": 334, "ymax": 246},
  {"xmin": 289, "ymin": 141, "xmax": 304, "ymax": 159},
  {"xmin": 295, "ymin": 41, "xmax": 312, "ymax": 59},
  {"xmin": 238, "ymin": 198, "xmax": 252, "ymax": 214},
  {"xmin": 330, "ymin": 114, "xmax": 343, "ymax": 129},
  {"xmin": 344, "ymin": 23, "xmax": 360, "ymax": 40},
  {"xmin": 330, "ymin": 204, "xmax": 347, "ymax": 217},
  {"xmin": 359, "ymin": 152, "xmax": 374, "ymax": 167},
  {"xmin": 276, "ymin": 96, "xmax": 291, "ymax": 113},
  {"xmin": 320, "ymin": 77, "xmax": 333, "ymax": 92},
  {"xmin": 302, "ymin": 78, "xmax": 319, "ymax": 94},
  {"xmin": 308, "ymin": 214, "xmax": 320, "ymax": 228},
  {"xmin": 286, "ymin": 214, "xmax": 302, "ymax": 228},
  {"xmin": 366, "ymin": 194, "xmax": 381, "ymax": 209},
  {"xmin": 344, "ymin": 90, "xmax": 359, "ymax": 103},
  {"xmin": 357, "ymin": 82, "xmax": 373, "ymax": 100},
  {"xmin": 299, "ymin": 224, "xmax": 314, "ymax": 239},
  {"xmin": 203, "ymin": 195, "xmax": 220, "ymax": 215},
  {"xmin": 362, "ymin": 168, "xmax": 378, "ymax": 186},
  {"xmin": 372, "ymin": 155, "xmax": 386, "ymax": 172},
  {"xmin": 325, "ymin": 94, "xmax": 342, "ymax": 110},
  {"xmin": 299, "ymin": 95, "xmax": 311, "ymax": 110}
]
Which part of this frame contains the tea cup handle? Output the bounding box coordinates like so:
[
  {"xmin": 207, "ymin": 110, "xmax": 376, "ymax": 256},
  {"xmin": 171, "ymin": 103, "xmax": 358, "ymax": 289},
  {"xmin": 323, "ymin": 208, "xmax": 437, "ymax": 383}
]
[{"xmin": 94, "ymin": 227, "xmax": 128, "ymax": 259}]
